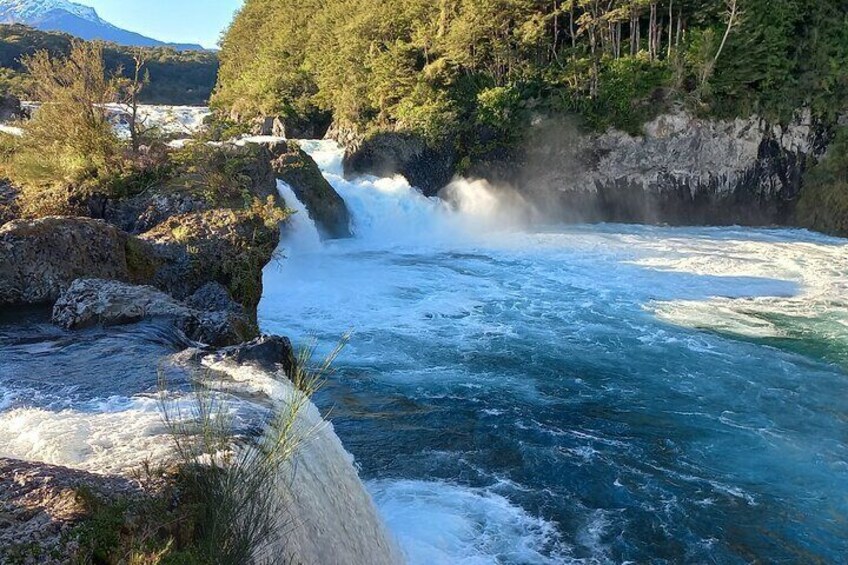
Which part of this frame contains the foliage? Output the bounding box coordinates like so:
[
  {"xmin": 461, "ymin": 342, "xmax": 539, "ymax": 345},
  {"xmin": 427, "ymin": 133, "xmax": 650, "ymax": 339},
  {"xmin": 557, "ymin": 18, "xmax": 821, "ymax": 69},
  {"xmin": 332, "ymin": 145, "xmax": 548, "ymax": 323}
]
[
  {"xmin": 476, "ymin": 85, "xmax": 524, "ymax": 131},
  {"xmin": 215, "ymin": 0, "xmax": 848, "ymax": 147},
  {"xmin": 170, "ymin": 142, "xmax": 260, "ymax": 208},
  {"xmin": 796, "ymin": 128, "xmax": 848, "ymax": 236},
  {"xmin": 0, "ymin": 24, "xmax": 217, "ymax": 105},
  {"xmin": 559, "ymin": 54, "xmax": 671, "ymax": 134},
  {"xmin": 0, "ymin": 41, "xmax": 123, "ymax": 216},
  {"xmin": 0, "ymin": 41, "xmax": 170, "ymax": 217}
]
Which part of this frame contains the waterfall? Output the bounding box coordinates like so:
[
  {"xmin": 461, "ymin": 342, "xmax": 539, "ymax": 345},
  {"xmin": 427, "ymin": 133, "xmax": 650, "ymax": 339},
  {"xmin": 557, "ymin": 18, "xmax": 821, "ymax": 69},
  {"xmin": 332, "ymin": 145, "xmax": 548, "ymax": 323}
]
[
  {"xmin": 276, "ymin": 179, "xmax": 322, "ymax": 253},
  {"xmin": 201, "ymin": 358, "xmax": 404, "ymax": 565},
  {"xmin": 296, "ymin": 140, "xmax": 537, "ymax": 246}
]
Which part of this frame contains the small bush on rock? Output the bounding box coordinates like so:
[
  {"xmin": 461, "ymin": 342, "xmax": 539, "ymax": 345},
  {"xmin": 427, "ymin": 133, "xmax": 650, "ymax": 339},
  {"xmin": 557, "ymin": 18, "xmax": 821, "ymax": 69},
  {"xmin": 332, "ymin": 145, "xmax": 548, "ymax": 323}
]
[{"xmin": 170, "ymin": 143, "xmax": 260, "ymax": 208}]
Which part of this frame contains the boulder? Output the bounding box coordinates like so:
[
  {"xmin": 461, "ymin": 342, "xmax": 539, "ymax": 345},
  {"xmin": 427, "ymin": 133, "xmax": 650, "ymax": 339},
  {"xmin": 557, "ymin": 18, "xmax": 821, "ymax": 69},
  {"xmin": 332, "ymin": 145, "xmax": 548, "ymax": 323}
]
[
  {"xmin": 52, "ymin": 279, "xmax": 255, "ymax": 346},
  {"xmin": 253, "ymin": 116, "xmax": 287, "ymax": 138},
  {"xmin": 140, "ymin": 208, "xmax": 280, "ymax": 317},
  {"xmin": 264, "ymin": 140, "xmax": 351, "ymax": 239},
  {"xmin": 343, "ymin": 130, "xmax": 457, "ymax": 196},
  {"xmin": 0, "ymin": 93, "xmax": 21, "ymax": 122},
  {"xmin": 0, "ymin": 217, "xmax": 159, "ymax": 306},
  {"xmin": 253, "ymin": 113, "xmax": 332, "ymax": 140},
  {"xmin": 214, "ymin": 335, "xmax": 298, "ymax": 376}
]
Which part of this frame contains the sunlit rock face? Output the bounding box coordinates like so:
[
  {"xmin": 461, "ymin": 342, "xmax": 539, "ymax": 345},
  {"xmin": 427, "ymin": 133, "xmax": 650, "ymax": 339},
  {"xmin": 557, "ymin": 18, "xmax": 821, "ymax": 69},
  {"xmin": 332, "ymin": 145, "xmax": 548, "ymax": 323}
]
[{"xmin": 509, "ymin": 110, "xmax": 828, "ymax": 225}]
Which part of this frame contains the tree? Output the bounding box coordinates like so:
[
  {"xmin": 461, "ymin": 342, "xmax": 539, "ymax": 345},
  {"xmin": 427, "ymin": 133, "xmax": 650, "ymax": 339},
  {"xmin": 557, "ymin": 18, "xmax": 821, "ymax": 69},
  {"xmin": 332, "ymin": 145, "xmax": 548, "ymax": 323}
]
[
  {"xmin": 115, "ymin": 50, "xmax": 150, "ymax": 153},
  {"xmin": 1, "ymin": 41, "xmax": 125, "ymax": 216}
]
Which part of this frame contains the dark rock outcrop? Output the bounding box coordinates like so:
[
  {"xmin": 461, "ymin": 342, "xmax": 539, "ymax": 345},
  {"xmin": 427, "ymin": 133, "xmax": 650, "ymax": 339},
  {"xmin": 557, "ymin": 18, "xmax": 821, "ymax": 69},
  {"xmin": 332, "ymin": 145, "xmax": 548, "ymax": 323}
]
[
  {"xmin": 343, "ymin": 131, "xmax": 456, "ymax": 197},
  {"xmin": 498, "ymin": 111, "xmax": 831, "ymax": 226},
  {"xmin": 215, "ymin": 335, "xmax": 298, "ymax": 376},
  {"xmin": 52, "ymin": 279, "xmax": 254, "ymax": 346},
  {"xmin": 252, "ymin": 112, "xmax": 332, "ymax": 140},
  {"xmin": 105, "ymin": 144, "xmax": 280, "ymax": 234},
  {"xmin": 105, "ymin": 189, "xmax": 212, "ymax": 235},
  {"xmin": 264, "ymin": 140, "xmax": 351, "ymax": 239},
  {"xmin": 0, "ymin": 217, "xmax": 159, "ymax": 306},
  {"xmin": 140, "ymin": 208, "xmax": 280, "ymax": 317},
  {"xmin": 0, "ymin": 180, "xmax": 19, "ymax": 226},
  {"xmin": 0, "ymin": 93, "xmax": 22, "ymax": 122},
  {"xmin": 254, "ymin": 116, "xmax": 287, "ymax": 138}
]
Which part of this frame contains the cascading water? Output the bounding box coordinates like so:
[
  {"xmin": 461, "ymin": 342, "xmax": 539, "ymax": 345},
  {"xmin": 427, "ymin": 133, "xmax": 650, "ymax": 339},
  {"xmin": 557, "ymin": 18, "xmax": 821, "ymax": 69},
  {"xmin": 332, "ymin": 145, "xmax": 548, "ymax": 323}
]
[
  {"xmin": 277, "ymin": 179, "xmax": 322, "ymax": 252},
  {"xmin": 262, "ymin": 140, "xmax": 848, "ymax": 563}
]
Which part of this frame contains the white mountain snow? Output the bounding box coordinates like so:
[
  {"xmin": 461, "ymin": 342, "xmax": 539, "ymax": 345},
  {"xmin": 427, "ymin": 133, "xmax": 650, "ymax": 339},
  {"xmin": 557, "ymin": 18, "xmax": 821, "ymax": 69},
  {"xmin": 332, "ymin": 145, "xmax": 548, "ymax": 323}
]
[
  {"xmin": 0, "ymin": 0, "xmax": 203, "ymax": 50},
  {"xmin": 0, "ymin": 0, "xmax": 104, "ymax": 24}
]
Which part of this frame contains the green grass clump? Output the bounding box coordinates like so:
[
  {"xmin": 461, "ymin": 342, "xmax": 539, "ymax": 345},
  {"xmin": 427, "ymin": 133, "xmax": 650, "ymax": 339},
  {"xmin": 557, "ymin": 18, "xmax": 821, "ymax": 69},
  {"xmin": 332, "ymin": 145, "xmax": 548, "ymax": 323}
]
[{"xmin": 55, "ymin": 340, "xmax": 346, "ymax": 565}]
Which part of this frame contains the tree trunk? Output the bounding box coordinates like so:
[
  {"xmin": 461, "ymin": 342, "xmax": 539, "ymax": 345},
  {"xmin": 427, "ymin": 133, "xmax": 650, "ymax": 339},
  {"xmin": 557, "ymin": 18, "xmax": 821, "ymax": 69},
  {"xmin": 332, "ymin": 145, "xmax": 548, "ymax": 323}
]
[
  {"xmin": 616, "ymin": 21, "xmax": 622, "ymax": 59},
  {"xmin": 657, "ymin": 22, "xmax": 664, "ymax": 58},
  {"xmin": 649, "ymin": 2, "xmax": 657, "ymax": 59},
  {"xmin": 667, "ymin": 0, "xmax": 674, "ymax": 58},
  {"xmin": 676, "ymin": 9, "xmax": 683, "ymax": 47},
  {"xmin": 714, "ymin": 0, "xmax": 739, "ymax": 64},
  {"xmin": 570, "ymin": 6, "xmax": 576, "ymax": 48},
  {"xmin": 630, "ymin": 12, "xmax": 637, "ymax": 55}
]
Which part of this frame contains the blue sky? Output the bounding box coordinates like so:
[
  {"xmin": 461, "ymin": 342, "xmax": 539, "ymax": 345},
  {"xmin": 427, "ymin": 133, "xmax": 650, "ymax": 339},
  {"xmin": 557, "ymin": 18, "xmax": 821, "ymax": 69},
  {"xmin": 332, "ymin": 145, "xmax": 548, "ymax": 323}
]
[{"xmin": 79, "ymin": 0, "xmax": 243, "ymax": 48}]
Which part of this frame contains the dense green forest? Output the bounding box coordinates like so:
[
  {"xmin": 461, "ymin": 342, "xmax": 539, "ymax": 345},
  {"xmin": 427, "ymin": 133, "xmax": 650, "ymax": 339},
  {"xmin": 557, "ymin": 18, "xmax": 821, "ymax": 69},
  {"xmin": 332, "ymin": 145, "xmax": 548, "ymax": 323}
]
[
  {"xmin": 0, "ymin": 24, "xmax": 218, "ymax": 105},
  {"xmin": 214, "ymin": 0, "xmax": 847, "ymax": 139}
]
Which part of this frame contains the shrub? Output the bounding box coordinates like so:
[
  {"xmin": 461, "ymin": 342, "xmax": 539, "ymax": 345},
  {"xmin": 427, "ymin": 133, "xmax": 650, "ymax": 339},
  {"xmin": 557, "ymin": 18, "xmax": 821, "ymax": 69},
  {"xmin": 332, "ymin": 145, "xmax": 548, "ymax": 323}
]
[
  {"xmin": 476, "ymin": 85, "xmax": 523, "ymax": 131},
  {"xmin": 170, "ymin": 143, "xmax": 261, "ymax": 208},
  {"xmin": 0, "ymin": 41, "xmax": 126, "ymax": 216}
]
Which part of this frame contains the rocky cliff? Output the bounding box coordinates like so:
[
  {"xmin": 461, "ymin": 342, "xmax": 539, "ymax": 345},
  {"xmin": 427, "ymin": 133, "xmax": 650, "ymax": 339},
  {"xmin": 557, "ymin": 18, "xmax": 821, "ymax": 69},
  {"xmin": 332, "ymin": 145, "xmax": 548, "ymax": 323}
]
[
  {"xmin": 341, "ymin": 110, "xmax": 834, "ymax": 229},
  {"xmin": 502, "ymin": 110, "xmax": 830, "ymax": 226}
]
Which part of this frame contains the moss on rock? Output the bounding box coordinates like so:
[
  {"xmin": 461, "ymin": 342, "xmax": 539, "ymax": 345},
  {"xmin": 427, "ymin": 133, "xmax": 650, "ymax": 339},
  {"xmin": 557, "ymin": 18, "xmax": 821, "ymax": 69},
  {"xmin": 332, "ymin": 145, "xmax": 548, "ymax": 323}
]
[
  {"xmin": 141, "ymin": 203, "xmax": 284, "ymax": 319},
  {"xmin": 796, "ymin": 128, "xmax": 848, "ymax": 237}
]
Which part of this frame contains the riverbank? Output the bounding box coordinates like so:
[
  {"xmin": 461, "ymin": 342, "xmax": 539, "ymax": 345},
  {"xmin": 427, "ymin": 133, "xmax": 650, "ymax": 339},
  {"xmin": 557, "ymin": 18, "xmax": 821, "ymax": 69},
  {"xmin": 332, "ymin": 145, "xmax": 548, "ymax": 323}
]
[{"xmin": 0, "ymin": 110, "xmax": 402, "ymax": 562}]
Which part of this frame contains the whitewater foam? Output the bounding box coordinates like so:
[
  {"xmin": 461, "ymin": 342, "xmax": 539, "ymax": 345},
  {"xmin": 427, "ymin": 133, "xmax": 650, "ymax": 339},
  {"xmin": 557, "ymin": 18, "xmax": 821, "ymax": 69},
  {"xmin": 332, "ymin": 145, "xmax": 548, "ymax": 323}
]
[
  {"xmin": 370, "ymin": 479, "xmax": 564, "ymax": 565},
  {"xmin": 0, "ymin": 396, "xmax": 172, "ymax": 474},
  {"xmin": 296, "ymin": 140, "xmax": 536, "ymax": 245}
]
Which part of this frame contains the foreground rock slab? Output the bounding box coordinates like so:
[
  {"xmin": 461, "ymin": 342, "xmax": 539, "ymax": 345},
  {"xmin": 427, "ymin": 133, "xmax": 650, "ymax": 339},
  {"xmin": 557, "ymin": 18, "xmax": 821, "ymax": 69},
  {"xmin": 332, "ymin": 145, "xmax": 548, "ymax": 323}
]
[{"xmin": 53, "ymin": 279, "xmax": 254, "ymax": 346}]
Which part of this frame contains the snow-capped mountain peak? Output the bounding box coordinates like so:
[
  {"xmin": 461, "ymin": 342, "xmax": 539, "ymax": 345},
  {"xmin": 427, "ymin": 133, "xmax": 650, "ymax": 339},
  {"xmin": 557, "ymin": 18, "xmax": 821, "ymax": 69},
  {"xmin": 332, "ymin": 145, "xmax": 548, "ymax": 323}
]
[
  {"xmin": 0, "ymin": 0, "xmax": 105, "ymax": 25},
  {"xmin": 0, "ymin": 0, "xmax": 204, "ymax": 50}
]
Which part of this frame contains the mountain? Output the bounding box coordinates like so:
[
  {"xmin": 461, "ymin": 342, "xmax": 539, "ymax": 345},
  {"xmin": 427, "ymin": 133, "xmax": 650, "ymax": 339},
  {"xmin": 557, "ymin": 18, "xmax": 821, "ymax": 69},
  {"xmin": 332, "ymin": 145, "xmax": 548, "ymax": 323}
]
[{"xmin": 0, "ymin": 0, "xmax": 204, "ymax": 50}]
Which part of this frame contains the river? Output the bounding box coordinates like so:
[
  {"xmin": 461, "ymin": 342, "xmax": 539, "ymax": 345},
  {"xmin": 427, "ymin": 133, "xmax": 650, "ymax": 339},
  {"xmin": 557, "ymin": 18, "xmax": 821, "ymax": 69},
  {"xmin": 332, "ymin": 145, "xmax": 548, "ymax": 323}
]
[{"xmin": 260, "ymin": 140, "xmax": 848, "ymax": 563}]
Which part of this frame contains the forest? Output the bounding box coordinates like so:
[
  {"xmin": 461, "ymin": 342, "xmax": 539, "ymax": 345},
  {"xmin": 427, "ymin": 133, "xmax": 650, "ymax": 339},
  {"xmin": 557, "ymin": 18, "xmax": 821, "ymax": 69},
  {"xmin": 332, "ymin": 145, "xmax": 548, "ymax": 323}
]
[
  {"xmin": 0, "ymin": 24, "xmax": 218, "ymax": 105},
  {"xmin": 214, "ymin": 0, "xmax": 847, "ymax": 140}
]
